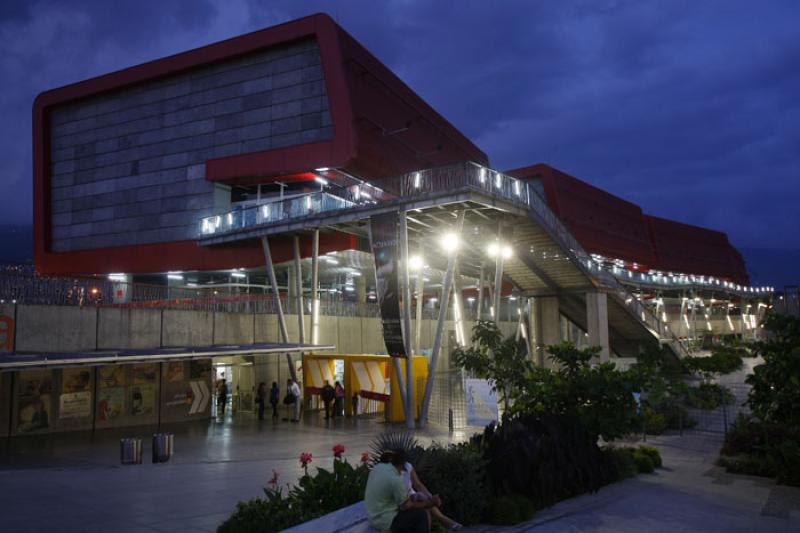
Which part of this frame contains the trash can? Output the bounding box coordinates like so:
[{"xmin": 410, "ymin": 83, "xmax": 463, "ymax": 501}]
[
  {"xmin": 152, "ymin": 433, "xmax": 174, "ymax": 464},
  {"xmin": 120, "ymin": 437, "xmax": 142, "ymax": 465}
]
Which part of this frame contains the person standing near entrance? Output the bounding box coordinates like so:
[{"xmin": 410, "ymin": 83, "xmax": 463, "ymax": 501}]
[
  {"xmin": 334, "ymin": 381, "xmax": 345, "ymax": 417},
  {"xmin": 218, "ymin": 379, "xmax": 229, "ymax": 416},
  {"xmin": 269, "ymin": 381, "xmax": 280, "ymax": 420},
  {"xmin": 290, "ymin": 379, "xmax": 302, "ymax": 422},
  {"xmin": 321, "ymin": 380, "xmax": 335, "ymax": 419},
  {"xmin": 256, "ymin": 382, "xmax": 266, "ymax": 420}
]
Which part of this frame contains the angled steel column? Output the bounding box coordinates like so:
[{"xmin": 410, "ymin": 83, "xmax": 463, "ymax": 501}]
[
  {"xmin": 452, "ymin": 262, "xmax": 466, "ymax": 347},
  {"xmin": 414, "ymin": 269, "xmax": 424, "ymax": 355},
  {"xmin": 399, "ymin": 211, "xmax": 415, "ymax": 429},
  {"xmin": 293, "ymin": 235, "xmax": 305, "ymax": 343},
  {"xmin": 261, "ymin": 236, "xmax": 296, "ymax": 382},
  {"xmin": 493, "ymin": 249, "xmax": 504, "ymax": 325},
  {"xmin": 310, "ymin": 230, "xmax": 320, "ymax": 345},
  {"xmin": 476, "ymin": 262, "xmax": 484, "ymax": 322},
  {"xmin": 419, "ymin": 211, "xmax": 464, "ymax": 428}
]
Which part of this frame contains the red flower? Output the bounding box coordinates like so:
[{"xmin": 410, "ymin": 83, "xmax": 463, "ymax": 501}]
[
  {"xmin": 360, "ymin": 452, "xmax": 370, "ymax": 465},
  {"xmin": 299, "ymin": 452, "xmax": 313, "ymax": 469},
  {"xmin": 268, "ymin": 469, "xmax": 279, "ymax": 486},
  {"xmin": 333, "ymin": 444, "xmax": 346, "ymax": 459}
]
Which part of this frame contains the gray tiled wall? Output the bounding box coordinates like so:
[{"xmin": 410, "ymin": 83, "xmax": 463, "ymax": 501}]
[{"xmin": 49, "ymin": 38, "xmax": 333, "ymax": 252}]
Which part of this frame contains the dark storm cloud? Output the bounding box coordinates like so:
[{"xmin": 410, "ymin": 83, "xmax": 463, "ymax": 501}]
[{"xmin": 0, "ymin": 1, "xmax": 797, "ymax": 273}]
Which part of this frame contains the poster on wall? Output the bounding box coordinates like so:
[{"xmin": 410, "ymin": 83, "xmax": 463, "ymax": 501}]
[
  {"xmin": 17, "ymin": 370, "xmax": 53, "ymax": 433},
  {"xmin": 62, "ymin": 368, "xmax": 91, "ymax": 393},
  {"xmin": 369, "ymin": 212, "xmax": 406, "ymax": 358},
  {"xmin": 133, "ymin": 363, "xmax": 157, "ymax": 385},
  {"xmin": 166, "ymin": 361, "xmax": 184, "ymax": 382},
  {"xmin": 98, "ymin": 365, "xmax": 125, "ymax": 388},
  {"xmin": 59, "ymin": 392, "xmax": 91, "ymax": 419},
  {"xmin": 190, "ymin": 359, "xmax": 211, "ymax": 379},
  {"xmin": 465, "ymin": 378, "xmax": 499, "ymax": 427},
  {"xmin": 97, "ymin": 387, "xmax": 124, "ymax": 422},
  {"xmin": 131, "ymin": 384, "xmax": 155, "ymax": 416}
]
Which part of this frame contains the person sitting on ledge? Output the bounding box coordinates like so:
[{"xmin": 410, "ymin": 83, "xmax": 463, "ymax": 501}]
[{"xmin": 364, "ymin": 449, "xmax": 440, "ymax": 533}]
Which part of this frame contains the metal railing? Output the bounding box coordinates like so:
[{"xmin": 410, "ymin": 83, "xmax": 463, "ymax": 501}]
[
  {"xmin": 199, "ymin": 191, "xmax": 362, "ymax": 237},
  {"xmin": 373, "ymin": 162, "xmax": 691, "ymax": 357}
]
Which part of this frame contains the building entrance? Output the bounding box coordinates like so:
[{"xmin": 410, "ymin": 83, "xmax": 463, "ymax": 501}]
[{"xmin": 213, "ymin": 358, "xmax": 255, "ymax": 417}]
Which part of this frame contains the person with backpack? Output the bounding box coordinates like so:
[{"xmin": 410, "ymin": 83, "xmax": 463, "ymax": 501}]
[
  {"xmin": 321, "ymin": 380, "xmax": 335, "ymax": 420},
  {"xmin": 269, "ymin": 381, "xmax": 280, "ymax": 420}
]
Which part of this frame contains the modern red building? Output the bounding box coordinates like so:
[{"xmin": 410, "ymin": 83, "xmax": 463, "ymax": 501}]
[
  {"xmin": 34, "ymin": 12, "xmax": 748, "ymax": 288},
  {"xmin": 507, "ymin": 164, "xmax": 749, "ymax": 285}
]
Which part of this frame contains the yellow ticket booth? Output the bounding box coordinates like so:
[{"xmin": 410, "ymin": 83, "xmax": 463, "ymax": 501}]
[{"xmin": 302, "ymin": 353, "xmax": 428, "ymax": 423}]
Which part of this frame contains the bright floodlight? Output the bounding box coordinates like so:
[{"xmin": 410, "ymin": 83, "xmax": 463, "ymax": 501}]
[
  {"xmin": 487, "ymin": 242, "xmax": 512, "ymax": 259},
  {"xmin": 440, "ymin": 233, "xmax": 460, "ymax": 253},
  {"xmin": 408, "ymin": 255, "xmax": 424, "ymax": 270}
]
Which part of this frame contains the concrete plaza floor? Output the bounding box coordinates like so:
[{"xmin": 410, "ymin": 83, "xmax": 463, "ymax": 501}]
[
  {"xmin": 1, "ymin": 411, "xmax": 799, "ymax": 533},
  {"xmin": 0, "ymin": 410, "xmax": 464, "ymax": 533}
]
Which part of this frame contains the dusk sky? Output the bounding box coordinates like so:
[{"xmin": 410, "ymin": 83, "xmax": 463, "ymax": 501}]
[{"xmin": 0, "ymin": 1, "xmax": 797, "ymax": 284}]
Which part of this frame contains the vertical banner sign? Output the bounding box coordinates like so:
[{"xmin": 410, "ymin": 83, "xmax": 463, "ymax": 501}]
[{"xmin": 369, "ymin": 213, "xmax": 407, "ymax": 358}]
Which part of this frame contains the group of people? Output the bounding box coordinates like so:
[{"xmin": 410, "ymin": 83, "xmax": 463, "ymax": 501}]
[
  {"xmin": 255, "ymin": 379, "xmax": 301, "ymax": 422},
  {"xmin": 365, "ymin": 449, "xmax": 462, "ymax": 532},
  {"xmin": 320, "ymin": 380, "xmax": 345, "ymax": 419}
]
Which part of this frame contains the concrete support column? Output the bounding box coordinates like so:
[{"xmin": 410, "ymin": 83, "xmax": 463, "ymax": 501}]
[
  {"xmin": 586, "ymin": 291, "xmax": 610, "ymax": 363},
  {"xmin": 531, "ymin": 296, "xmax": 560, "ymax": 367}
]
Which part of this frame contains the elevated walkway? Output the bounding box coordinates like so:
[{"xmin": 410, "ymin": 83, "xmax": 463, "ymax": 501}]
[{"xmin": 197, "ymin": 162, "xmax": 697, "ymax": 359}]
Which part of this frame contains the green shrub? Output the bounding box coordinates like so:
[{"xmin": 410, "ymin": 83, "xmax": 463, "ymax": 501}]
[
  {"xmin": 603, "ymin": 447, "xmax": 637, "ymax": 481},
  {"xmin": 486, "ymin": 495, "xmax": 521, "ymax": 525},
  {"xmin": 637, "ymin": 445, "xmax": 662, "ymax": 468},
  {"xmin": 509, "ymin": 493, "xmax": 536, "ymax": 521},
  {"xmin": 717, "ymin": 454, "xmax": 775, "ymax": 478},
  {"xmin": 485, "ymin": 494, "xmax": 535, "ymax": 525},
  {"xmin": 415, "ymin": 442, "xmax": 487, "ymax": 526},
  {"xmin": 642, "ymin": 406, "xmax": 667, "ymax": 435},
  {"xmin": 482, "ymin": 414, "xmax": 612, "ymax": 508},
  {"xmin": 686, "ymin": 383, "xmax": 736, "ymax": 410},
  {"xmin": 630, "ymin": 450, "xmax": 655, "ymax": 473},
  {"xmin": 218, "ymin": 459, "xmax": 369, "ymax": 533},
  {"xmin": 661, "ymin": 404, "xmax": 697, "ymax": 430},
  {"xmin": 768, "ymin": 440, "xmax": 800, "ymax": 487}
]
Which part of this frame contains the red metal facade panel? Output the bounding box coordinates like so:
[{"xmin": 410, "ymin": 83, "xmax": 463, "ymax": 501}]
[
  {"xmin": 646, "ymin": 215, "xmax": 749, "ymax": 284},
  {"xmin": 507, "ymin": 164, "xmax": 658, "ymax": 266},
  {"xmin": 34, "ymin": 13, "xmax": 485, "ymax": 274},
  {"xmin": 509, "ymin": 164, "xmax": 748, "ymax": 284}
]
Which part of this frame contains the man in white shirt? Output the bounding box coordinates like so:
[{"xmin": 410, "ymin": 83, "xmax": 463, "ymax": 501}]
[{"xmin": 290, "ymin": 379, "xmax": 302, "ymax": 422}]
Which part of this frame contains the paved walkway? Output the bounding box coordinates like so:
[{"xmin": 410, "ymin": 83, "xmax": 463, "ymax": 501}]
[
  {"xmin": 466, "ymin": 432, "xmax": 800, "ymax": 532},
  {"xmin": 2, "ymin": 412, "xmax": 798, "ymax": 532},
  {"xmin": 0, "ymin": 412, "xmax": 465, "ymax": 533}
]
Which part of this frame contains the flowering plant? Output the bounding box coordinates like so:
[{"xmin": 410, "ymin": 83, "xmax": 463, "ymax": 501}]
[
  {"xmin": 268, "ymin": 469, "xmax": 279, "ymax": 487},
  {"xmin": 333, "ymin": 444, "xmax": 346, "ymax": 459},
  {"xmin": 299, "ymin": 452, "xmax": 313, "ymax": 474},
  {"xmin": 360, "ymin": 452, "xmax": 371, "ymax": 465}
]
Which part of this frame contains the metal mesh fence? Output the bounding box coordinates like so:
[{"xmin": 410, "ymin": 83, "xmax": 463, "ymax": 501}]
[{"xmin": 420, "ymin": 369, "xmax": 470, "ymax": 430}]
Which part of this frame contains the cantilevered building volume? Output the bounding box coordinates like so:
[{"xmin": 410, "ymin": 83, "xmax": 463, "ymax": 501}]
[{"xmin": 7, "ymin": 13, "xmax": 770, "ymax": 436}]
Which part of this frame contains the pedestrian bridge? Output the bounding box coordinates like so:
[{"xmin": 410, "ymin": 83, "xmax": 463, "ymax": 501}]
[{"xmin": 196, "ymin": 162, "xmax": 710, "ymax": 361}]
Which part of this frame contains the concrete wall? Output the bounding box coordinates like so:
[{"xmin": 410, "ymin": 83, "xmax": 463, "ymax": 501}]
[
  {"xmin": 49, "ymin": 37, "xmax": 332, "ymax": 252},
  {"xmin": 97, "ymin": 308, "xmax": 161, "ymax": 349},
  {"xmin": 162, "ymin": 310, "xmax": 214, "ymax": 347},
  {"xmin": 16, "ymin": 305, "xmax": 98, "ymax": 352},
  {"xmin": 213, "ymin": 312, "xmax": 255, "ymax": 345}
]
